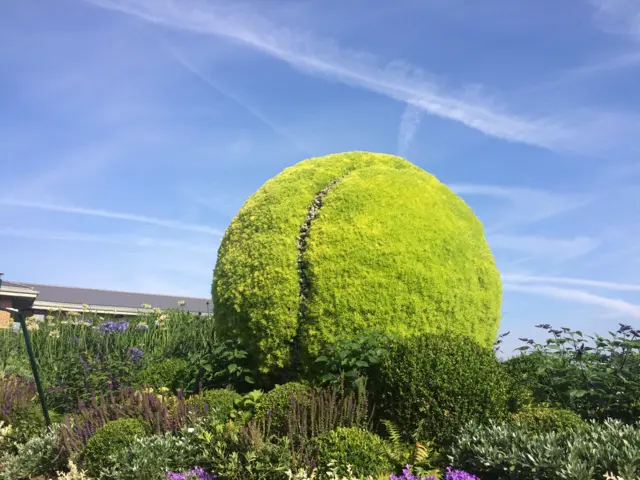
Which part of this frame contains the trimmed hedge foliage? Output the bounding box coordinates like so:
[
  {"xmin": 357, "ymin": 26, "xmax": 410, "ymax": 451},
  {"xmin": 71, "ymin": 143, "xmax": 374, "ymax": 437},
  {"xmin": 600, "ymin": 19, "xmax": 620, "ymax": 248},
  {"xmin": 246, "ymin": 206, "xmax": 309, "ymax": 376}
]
[
  {"xmin": 371, "ymin": 333, "xmax": 513, "ymax": 445},
  {"xmin": 213, "ymin": 151, "xmax": 501, "ymax": 372},
  {"xmin": 184, "ymin": 388, "xmax": 241, "ymax": 423},
  {"xmin": 82, "ymin": 418, "xmax": 147, "ymax": 477},
  {"xmin": 254, "ymin": 382, "xmax": 311, "ymax": 432},
  {"xmin": 314, "ymin": 426, "xmax": 393, "ymax": 477},
  {"xmin": 135, "ymin": 357, "xmax": 187, "ymax": 391},
  {"xmin": 510, "ymin": 405, "xmax": 585, "ymax": 434}
]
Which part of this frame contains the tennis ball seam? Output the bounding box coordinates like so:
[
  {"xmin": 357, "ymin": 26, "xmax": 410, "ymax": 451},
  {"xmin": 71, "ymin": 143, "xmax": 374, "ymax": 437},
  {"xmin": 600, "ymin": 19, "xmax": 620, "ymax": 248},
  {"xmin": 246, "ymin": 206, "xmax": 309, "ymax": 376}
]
[{"xmin": 293, "ymin": 174, "xmax": 348, "ymax": 366}]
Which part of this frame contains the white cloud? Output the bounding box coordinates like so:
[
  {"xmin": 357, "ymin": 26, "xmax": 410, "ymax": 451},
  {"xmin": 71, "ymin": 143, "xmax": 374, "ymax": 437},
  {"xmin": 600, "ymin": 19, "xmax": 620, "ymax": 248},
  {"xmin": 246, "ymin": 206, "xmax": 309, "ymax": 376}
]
[
  {"xmin": 489, "ymin": 234, "xmax": 600, "ymax": 261},
  {"xmin": 0, "ymin": 226, "xmax": 215, "ymax": 253},
  {"xmin": 502, "ymin": 273, "xmax": 640, "ymax": 291},
  {"xmin": 503, "ymin": 283, "xmax": 640, "ymax": 318},
  {"xmin": 450, "ymin": 183, "xmax": 592, "ymax": 228},
  {"xmin": 397, "ymin": 103, "xmax": 424, "ymax": 156},
  {"xmin": 591, "ymin": 0, "xmax": 640, "ymax": 39},
  {"xmin": 80, "ymin": 0, "xmax": 608, "ymax": 152},
  {"xmin": 0, "ymin": 198, "xmax": 222, "ymax": 235}
]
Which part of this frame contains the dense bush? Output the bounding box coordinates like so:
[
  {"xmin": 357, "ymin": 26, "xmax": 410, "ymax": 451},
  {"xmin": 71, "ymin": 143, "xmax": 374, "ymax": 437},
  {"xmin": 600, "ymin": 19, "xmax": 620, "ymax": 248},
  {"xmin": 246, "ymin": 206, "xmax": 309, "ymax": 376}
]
[
  {"xmin": 136, "ymin": 357, "xmax": 187, "ymax": 391},
  {"xmin": 98, "ymin": 429, "xmax": 204, "ymax": 480},
  {"xmin": 0, "ymin": 425, "xmax": 66, "ymax": 480},
  {"xmin": 510, "ymin": 324, "xmax": 640, "ymax": 422},
  {"xmin": 186, "ymin": 388, "xmax": 242, "ymax": 423},
  {"xmin": 184, "ymin": 340, "xmax": 255, "ymax": 394},
  {"xmin": 448, "ymin": 418, "xmax": 640, "ymax": 480},
  {"xmin": 213, "ymin": 151, "xmax": 501, "ymax": 372},
  {"xmin": 311, "ymin": 332, "xmax": 388, "ymax": 390},
  {"xmin": 510, "ymin": 405, "xmax": 585, "ymax": 434},
  {"xmin": 372, "ymin": 333, "xmax": 514, "ymax": 445},
  {"xmin": 82, "ymin": 418, "xmax": 148, "ymax": 477},
  {"xmin": 255, "ymin": 382, "xmax": 311, "ymax": 431},
  {"xmin": 313, "ymin": 426, "xmax": 393, "ymax": 477}
]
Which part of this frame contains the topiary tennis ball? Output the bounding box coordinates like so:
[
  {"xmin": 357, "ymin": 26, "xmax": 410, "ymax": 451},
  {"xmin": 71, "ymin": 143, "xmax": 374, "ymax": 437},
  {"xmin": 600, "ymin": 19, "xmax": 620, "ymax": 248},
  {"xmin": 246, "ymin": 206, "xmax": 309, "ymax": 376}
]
[{"xmin": 212, "ymin": 151, "xmax": 501, "ymax": 372}]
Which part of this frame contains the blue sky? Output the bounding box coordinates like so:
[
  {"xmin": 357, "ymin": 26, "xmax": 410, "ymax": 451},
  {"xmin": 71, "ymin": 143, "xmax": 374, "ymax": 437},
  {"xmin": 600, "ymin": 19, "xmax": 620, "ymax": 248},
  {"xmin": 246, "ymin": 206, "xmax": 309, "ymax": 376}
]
[{"xmin": 1, "ymin": 0, "xmax": 640, "ymax": 353}]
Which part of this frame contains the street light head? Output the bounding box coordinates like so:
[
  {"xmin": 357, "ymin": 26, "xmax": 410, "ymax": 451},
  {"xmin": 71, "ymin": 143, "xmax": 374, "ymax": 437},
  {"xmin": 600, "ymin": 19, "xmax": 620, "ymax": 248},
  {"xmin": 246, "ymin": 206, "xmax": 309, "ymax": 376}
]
[{"xmin": 0, "ymin": 306, "xmax": 19, "ymax": 314}]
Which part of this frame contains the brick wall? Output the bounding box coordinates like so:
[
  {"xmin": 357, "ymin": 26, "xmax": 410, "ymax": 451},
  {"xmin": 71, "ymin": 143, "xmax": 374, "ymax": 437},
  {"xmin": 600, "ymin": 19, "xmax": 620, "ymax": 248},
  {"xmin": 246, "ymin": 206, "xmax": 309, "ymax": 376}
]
[{"xmin": 0, "ymin": 297, "xmax": 12, "ymax": 328}]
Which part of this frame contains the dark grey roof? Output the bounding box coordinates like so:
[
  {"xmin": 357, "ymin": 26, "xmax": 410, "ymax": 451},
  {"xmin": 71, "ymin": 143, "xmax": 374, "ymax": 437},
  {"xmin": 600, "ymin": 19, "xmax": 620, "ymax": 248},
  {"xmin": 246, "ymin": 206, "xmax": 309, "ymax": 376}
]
[{"xmin": 17, "ymin": 282, "xmax": 211, "ymax": 313}]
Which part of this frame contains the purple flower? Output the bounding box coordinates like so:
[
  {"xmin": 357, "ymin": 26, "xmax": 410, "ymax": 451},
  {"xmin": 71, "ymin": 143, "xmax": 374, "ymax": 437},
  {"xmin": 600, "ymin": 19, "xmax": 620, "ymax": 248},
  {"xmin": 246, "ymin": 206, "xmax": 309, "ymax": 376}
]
[
  {"xmin": 135, "ymin": 323, "xmax": 149, "ymax": 331},
  {"xmin": 389, "ymin": 465, "xmax": 479, "ymax": 480},
  {"xmin": 166, "ymin": 467, "xmax": 215, "ymax": 480},
  {"xmin": 444, "ymin": 467, "xmax": 480, "ymax": 480},
  {"xmin": 97, "ymin": 320, "xmax": 129, "ymax": 334},
  {"xmin": 128, "ymin": 347, "xmax": 144, "ymax": 364}
]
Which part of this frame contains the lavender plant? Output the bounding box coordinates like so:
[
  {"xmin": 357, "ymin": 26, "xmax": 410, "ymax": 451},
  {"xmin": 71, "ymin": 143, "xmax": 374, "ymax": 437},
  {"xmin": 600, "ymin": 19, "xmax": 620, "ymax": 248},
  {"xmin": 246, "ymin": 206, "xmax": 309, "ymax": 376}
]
[{"xmin": 166, "ymin": 467, "xmax": 216, "ymax": 480}]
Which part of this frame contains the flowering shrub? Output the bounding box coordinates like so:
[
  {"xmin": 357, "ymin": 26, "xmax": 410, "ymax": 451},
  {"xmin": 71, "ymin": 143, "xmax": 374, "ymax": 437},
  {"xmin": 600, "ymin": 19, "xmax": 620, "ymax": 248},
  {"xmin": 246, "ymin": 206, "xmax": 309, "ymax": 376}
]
[
  {"xmin": 127, "ymin": 347, "xmax": 144, "ymax": 364},
  {"xmin": 0, "ymin": 375, "xmax": 37, "ymax": 423},
  {"xmin": 97, "ymin": 320, "xmax": 129, "ymax": 334}
]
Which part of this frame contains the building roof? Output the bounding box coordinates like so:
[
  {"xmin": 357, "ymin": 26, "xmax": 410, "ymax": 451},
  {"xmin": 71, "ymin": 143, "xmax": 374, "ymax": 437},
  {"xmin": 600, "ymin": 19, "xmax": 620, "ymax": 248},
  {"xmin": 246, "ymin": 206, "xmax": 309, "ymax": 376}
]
[{"xmin": 0, "ymin": 280, "xmax": 210, "ymax": 315}]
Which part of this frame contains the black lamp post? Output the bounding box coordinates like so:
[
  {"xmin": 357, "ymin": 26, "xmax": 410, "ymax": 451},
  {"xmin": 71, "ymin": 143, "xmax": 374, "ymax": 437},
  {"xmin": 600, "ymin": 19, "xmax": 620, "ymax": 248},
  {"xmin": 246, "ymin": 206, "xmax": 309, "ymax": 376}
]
[{"xmin": 0, "ymin": 306, "xmax": 51, "ymax": 427}]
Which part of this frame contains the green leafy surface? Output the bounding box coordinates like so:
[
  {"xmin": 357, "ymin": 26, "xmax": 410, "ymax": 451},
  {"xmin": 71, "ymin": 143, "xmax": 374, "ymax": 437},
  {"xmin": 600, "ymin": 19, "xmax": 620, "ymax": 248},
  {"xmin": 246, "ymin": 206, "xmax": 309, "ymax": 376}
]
[{"xmin": 213, "ymin": 152, "xmax": 501, "ymax": 371}]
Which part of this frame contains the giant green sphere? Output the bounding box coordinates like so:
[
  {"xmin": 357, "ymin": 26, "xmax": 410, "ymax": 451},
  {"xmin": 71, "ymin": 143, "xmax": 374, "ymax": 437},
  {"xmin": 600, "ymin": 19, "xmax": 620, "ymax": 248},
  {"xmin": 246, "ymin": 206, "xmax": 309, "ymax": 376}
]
[{"xmin": 212, "ymin": 152, "xmax": 501, "ymax": 372}]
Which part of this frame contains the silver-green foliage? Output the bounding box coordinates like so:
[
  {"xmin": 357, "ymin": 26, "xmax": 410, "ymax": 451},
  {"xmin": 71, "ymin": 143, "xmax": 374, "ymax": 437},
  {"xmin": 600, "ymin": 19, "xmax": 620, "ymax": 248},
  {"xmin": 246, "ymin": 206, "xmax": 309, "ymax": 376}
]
[
  {"xmin": 97, "ymin": 429, "xmax": 203, "ymax": 480},
  {"xmin": 448, "ymin": 418, "xmax": 640, "ymax": 480},
  {"xmin": 0, "ymin": 425, "xmax": 65, "ymax": 480}
]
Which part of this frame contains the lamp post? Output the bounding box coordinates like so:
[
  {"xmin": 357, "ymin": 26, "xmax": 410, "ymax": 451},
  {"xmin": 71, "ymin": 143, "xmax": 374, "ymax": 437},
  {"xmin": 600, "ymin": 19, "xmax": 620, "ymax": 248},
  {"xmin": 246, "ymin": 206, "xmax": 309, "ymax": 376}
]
[{"xmin": 0, "ymin": 306, "xmax": 51, "ymax": 427}]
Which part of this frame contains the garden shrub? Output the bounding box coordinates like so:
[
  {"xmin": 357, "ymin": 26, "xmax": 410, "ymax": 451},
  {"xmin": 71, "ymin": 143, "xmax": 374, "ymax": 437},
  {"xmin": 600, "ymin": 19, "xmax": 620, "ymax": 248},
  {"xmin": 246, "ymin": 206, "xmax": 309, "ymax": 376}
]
[
  {"xmin": 4, "ymin": 405, "xmax": 62, "ymax": 448},
  {"xmin": 510, "ymin": 324, "xmax": 640, "ymax": 423},
  {"xmin": 313, "ymin": 426, "xmax": 393, "ymax": 477},
  {"xmin": 98, "ymin": 429, "xmax": 204, "ymax": 480},
  {"xmin": 185, "ymin": 388, "xmax": 242, "ymax": 423},
  {"xmin": 60, "ymin": 387, "xmax": 206, "ymax": 455},
  {"xmin": 448, "ymin": 418, "xmax": 640, "ymax": 480},
  {"xmin": 183, "ymin": 340, "xmax": 255, "ymax": 394},
  {"xmin": 81, "ymin": 417, "xmax": 148, "ymax": 477},
  {"xmin": 213, "ymin": 151, "xmax": 502, "ymax": 372},
  {"xmin": 136, "ymin": 357, "xmax": 187, "ymax": 391},
  {"xmin": 254, "ymin": 382, "xmax": 311, "ymax": 431},
  {"xmin": 0, "ymin": 375, "xmax": 37, "ymax": 423},
  {"xmin": 311, "ymin": 332, "xmax": 389, "ymax": 391},
  {"xmin": 0, "ymin": 424, "xmax": 66, "ymax": 480},
  {"xmin": 371, "ymin": 333, "xmax": 513, "ymax": 446},
  {"xmin": 510, "ymin": 404, "xmax": 585, "ymax": 434}
]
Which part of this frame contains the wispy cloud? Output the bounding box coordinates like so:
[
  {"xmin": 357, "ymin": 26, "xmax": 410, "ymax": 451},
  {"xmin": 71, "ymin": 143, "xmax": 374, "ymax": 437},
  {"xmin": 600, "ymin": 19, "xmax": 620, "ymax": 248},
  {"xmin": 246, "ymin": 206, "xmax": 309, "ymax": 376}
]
[
  {"xmin": 503, "ymin": 283, "xmax": 640, "ymax": 318},
  {"xmin": 0, "ymin": 198, "xmax": 222, "ymax": 235},
  {"xmin": 80, "ymin": 0, "xmax": 604, "ymax": 152},
  {"xmin": 591, "ymin": 0, "xmax": 640, "ymax": 39},
  {"xmin": 397, "ymin": 103, "xmax": 424, "ymax": 156},
  {"xmin": 450, "ymin": 183, "xmax": 592, "ymax": 228},
  {"xmin": 164, "ymin": 45, "xmax": 310, "ymax": 155},
  {"xmin": 502, "ymin": 273, "xmax": 640, "ymax": 291},
  {"xmin": 0, "ymin": 226, "xmax": 215, "ymax": 252},
  {"xmin": 488, "ymin": 234, "xmax": 600, "ymax": 261}
]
